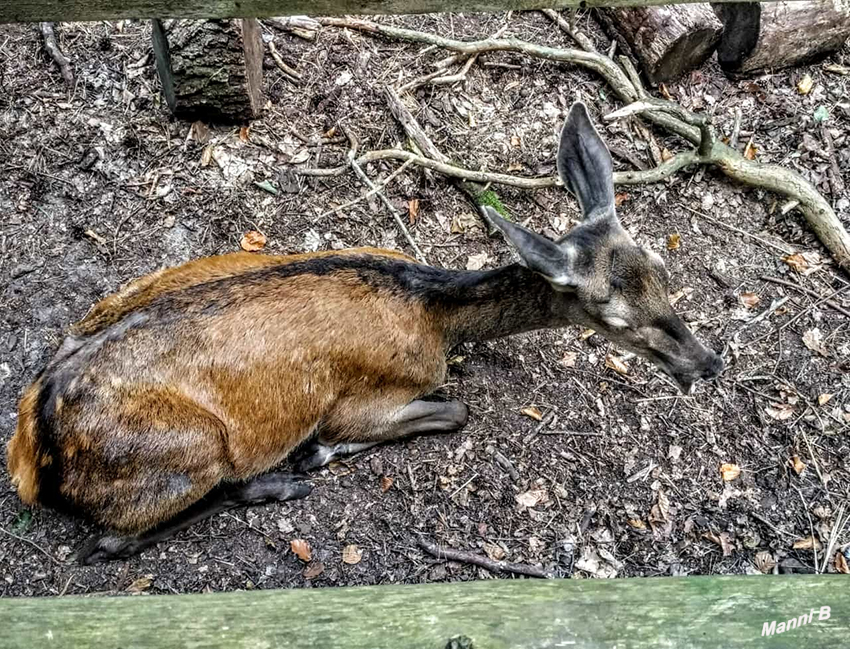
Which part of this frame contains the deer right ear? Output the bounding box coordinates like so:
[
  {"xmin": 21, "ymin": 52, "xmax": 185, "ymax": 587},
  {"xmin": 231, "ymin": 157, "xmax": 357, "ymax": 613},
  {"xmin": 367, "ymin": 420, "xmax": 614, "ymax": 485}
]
[
  {"xmin": 480, "ymin": 206, "xmax": 577, "ymax": 290},
  {"xmin": 557, "ymin": 102, "xmax": 616, "ymax": 225}
]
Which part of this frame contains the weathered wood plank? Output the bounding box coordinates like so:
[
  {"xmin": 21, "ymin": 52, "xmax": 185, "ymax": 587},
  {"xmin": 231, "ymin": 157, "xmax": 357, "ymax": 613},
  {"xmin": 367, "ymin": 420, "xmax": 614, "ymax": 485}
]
[
  {"xmin": 1, "ymin": 575, "xmax": 847, "ymax": 648},
  {"xmin": 4, "ymin": 0, "xmax": 782, "ymax": 25}
]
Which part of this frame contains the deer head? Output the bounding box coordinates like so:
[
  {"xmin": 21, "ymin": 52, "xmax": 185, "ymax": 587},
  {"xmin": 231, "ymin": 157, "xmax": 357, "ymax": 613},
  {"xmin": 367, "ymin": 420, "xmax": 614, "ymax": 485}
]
[{"xmin": 483, "ymin": 102, "xmax": 723, "ymax": 393}]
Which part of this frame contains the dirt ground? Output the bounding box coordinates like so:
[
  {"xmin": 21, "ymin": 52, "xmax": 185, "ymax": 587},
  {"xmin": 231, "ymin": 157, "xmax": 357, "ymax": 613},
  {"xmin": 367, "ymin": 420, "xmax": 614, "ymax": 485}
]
[{"xmin": 1, "ymin": 12, "xmax": 849, "ymax": 597}]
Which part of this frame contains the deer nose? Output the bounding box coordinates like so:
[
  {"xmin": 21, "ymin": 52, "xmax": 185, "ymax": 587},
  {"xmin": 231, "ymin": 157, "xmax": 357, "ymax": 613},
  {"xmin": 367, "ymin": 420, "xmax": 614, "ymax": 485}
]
[{"xmin": 701, "ymin": 351, "xmax": 724, "ymax": 380}]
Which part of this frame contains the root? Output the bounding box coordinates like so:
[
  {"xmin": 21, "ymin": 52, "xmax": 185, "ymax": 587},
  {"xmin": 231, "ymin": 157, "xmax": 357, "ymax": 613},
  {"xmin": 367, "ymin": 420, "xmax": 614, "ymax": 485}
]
[
  {"xmin": 39, "ymin": 22, "xmax": 74, "ymax": 87},
  {"xmin": 316, "ymin": 15, "xmax": 850, "ymax": 270}
]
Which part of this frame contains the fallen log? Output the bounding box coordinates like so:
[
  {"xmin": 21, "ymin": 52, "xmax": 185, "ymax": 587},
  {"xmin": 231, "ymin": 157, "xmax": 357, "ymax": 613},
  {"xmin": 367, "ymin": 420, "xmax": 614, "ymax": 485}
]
[
  {"xmin": 152, "ymin": 19, "xmax": 263, "ymax": 123},
  {"xmin": 596, "ymin": 4, "xmax": 723, "ymax": 83},
  {"xmin": 713, "ymin": 1, "xmax": 850, "ymax": 76}
]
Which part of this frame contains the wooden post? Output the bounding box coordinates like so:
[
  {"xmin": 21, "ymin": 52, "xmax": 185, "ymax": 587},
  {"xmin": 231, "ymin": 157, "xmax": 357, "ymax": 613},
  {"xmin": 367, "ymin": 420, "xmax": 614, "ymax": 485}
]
[
  {"xmin": 152, "ymin": 18, "xmax": 263, "ymax": 123},
  {"xmin": 712, "ymin": 1, "xmax": 850, "ymax": 76},
  {"xmin": 2, "ymin": 0, "xmax": 796, "ymax": 25},
  {"xmin": 0, "ymin": 575, "xmax": 847, "ymax": 648},
  {"xmin": 597, "ymin": 4, "xmax": 723, "ymax": 83}
]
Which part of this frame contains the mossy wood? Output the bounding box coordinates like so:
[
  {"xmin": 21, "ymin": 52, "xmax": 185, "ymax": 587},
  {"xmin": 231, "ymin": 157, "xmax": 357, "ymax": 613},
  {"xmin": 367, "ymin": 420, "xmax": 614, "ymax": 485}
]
[
  {"xmin": 5, "ymin": 0, "xmax": 786, "ymax": 24},
  {"xmin": 1, "ymin": 575, "xmax": 848, "ymax": 648}
]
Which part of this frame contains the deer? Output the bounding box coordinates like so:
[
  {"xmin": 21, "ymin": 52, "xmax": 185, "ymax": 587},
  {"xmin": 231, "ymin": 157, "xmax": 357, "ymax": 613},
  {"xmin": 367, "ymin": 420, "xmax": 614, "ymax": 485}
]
[{"xmin": 6, "ymin": 103, "xmax": 723, "ymax": 564}]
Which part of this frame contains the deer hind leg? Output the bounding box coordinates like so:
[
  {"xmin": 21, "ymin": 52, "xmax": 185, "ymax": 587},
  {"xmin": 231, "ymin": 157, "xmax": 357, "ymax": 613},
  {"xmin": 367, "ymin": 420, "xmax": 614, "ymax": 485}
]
[
  {"xmin": 78, "ymin": 472, "xmax": 312, "ymax": 564},
  {"xmin": 294, "ymin": 399, "xmax": 468, "ymax": 472}
]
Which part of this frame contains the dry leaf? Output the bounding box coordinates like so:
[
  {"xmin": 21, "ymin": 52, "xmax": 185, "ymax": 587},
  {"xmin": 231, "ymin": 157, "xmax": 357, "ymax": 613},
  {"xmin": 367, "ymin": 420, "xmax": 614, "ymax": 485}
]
[
  {"xmin": 483, "ymin": 542, "xmax": 505, "ymax": 561},
  {"xmin": 191, "ymin": 120, "xmax": 210, "ymax": 144},
  {"xmin": 802, "ymin": 328, "xmax": 829, "ymax": 357},
  {"xmin": 578, "ymin": 328, "xmax": 596, "ymax": 341},
  {"xmin": 743, "ymin": 141, "xmax": 757, "ymax": 160},
  {"xmin": 739, "ymin": 292, "xmax": 761, "ymax": 309},
  {"xmin": 290, "ymin": 538, "xmax": 312, "ymax": 562},
  {"xmin": 797, "ymin": 74, "xmax": 814, "ymax": 95},
  {"xmin": 704, "ymin": 531, "xmax": 734, "ymax": 556},
  {"xmin": 818, "ymin": 393, "xmax": 833, "ymax": 406},
  {"xmin": 303, "ymin": 561, "xmax": 325, "ymax": 579},
  {"xmin": 510, "ymin": 135, "xmax": 521, "ymax": 147},
  {"xmin": 408, "ymin": 198, "xmax": 420, "ymax": 225},
  {"xmin": 201, "ymin": 145, "xmax": 214, "ymax": 167},
  {"xmin": 659, "ymin": 83, "xmax": 674, "ymax": 100},
  {"xmin": 669, "ymin": 287, "xmax": 693, "ymax": 306},
  {"xmin": 792, "ymin": 535, "xmax": 822, "ymax": 551},
  {"xmin": 126, "ymin": 575, "xmax": 153, "ymax": 593},
  {"xmin": 755, "ymin": 550, "xmax": 776, "ymax": 574},
  {"xmin": 515, "ymin": 488, "xmax": 548, "ymax": 508},
  {"xmin": 605, "ymin": 354, "xmax": 629, "ymax": 376},
  {"xmin": 560, "ymin": 351, "xmax": 578, "ymax": 368},
  {"xmin": 667, "ymin": 233, "xmax": 681, "ymax": 250},
  {"xmin": 239, "ymin": 126, "xmax": 251, "ymax": 142},
  {"xmin": 324, "ymin": 126, "xmax": 337, "ymax": 138},
  {"xmin": 720, "ymin": 463, "xmax": 741, "ymax": 481},
  {"xmin": 380, "ymin": 476, "xmax": 394, "ymax": 492},
  {"xmin": 627, "ymin": 518, "xmax": 647, "ymax": 530},
  {"xmin": 466, "ymin": 252, "xmax": 490, "ymax": 271},
  {"xmin": 790, "ymin": 455, "xmax": 806, "ymax": 475},
  {"xmin": 240, "ymin": 230, "xmax": 266, "ymax": 252},
  {"xmin": 342, "ymin": 544, "xmax": 363, "ymax": 565},
  {"xmin": 836, "ymin": 551, "xmax": 849, "ymax": 574},
  {"xmin": 521, "ymin": 406, "xmax": 543, "ymax": 421},
  {"xmin": 447, "ymin": 355, "xmax": 465, "ymax": 366},
  {"xmin": 766, "ymin": 404, "xmax": 794, "ymax": 421},
  {"xmin": 614, "ymin": 192, "xmax": 630, "ymax": 206},
  {"xmin": 783, "ymin": 252, "xmax": 809, "ymax": 273},
  {"xmin": 661, "ymin": 148, "xmax": 674, "ymax": 162}
]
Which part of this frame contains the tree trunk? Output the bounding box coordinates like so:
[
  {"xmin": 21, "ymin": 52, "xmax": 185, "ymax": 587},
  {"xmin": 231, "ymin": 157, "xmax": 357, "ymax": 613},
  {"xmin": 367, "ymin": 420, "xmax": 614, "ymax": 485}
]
[
  {"xmin": 152, "ymin": 19, "xmax": 263, "ymax": 123},
  {"xmin": 713, "ymin": 1, "xmax": 850, "ymax": 77},
  {"xmin": 596, "ymin": 5, "xmax": 722, "ymax": 83}
]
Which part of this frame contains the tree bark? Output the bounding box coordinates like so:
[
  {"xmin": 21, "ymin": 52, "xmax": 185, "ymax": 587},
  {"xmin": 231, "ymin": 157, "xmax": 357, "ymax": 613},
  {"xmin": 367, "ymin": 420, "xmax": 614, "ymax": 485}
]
[
  {"xmin": 152, "ymin": 18, "xmax": 263, "ymax": 123},
  {"xmin": 713, "ymin": 1, "xmax": 850, "ymax": 76},
  {"xmin": 596, "ymin": 5, "xmax": 723, "ymax": 83}
]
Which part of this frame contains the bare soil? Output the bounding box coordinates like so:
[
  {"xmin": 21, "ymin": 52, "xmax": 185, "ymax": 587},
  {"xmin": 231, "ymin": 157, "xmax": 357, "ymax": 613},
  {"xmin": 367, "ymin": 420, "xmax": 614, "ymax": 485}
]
[{"xmin": 1, "ymin": 12, "xmax": 849, "ymax": 597}]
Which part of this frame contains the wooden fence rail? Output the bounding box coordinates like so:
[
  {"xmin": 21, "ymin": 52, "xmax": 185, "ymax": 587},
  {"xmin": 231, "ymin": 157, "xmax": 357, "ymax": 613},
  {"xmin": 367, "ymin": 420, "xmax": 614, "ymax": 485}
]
[
  {"xmin": 1, "ymin": 575, "xmax": 847, "ymax": 648},
  {"xmin": 4, "ymin": 0, "xmax": 795, "ymax": 25}
]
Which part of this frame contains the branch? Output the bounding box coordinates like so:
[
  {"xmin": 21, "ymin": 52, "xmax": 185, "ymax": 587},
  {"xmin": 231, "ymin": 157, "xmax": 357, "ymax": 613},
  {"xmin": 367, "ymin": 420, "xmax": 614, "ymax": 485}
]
[
  {"xmin": 295, "ymin": 147, "xmax": 699, "ymax": 188},
  {"xmin": 39, "ymin": 22, "xmax": 73, "ymax": 87},
  {"xmin": 418, "ymin": 538, "xmax": 554, "ymax": 579}
]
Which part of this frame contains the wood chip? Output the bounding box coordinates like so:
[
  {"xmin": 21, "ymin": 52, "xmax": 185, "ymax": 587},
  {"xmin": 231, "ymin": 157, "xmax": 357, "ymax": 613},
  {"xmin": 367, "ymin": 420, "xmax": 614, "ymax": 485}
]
[
  {"xmin": 667, "ymin": 233, "xmax": 681, "ymax": 250},
  {"xmin": 790, "ymin": 455, "xmax": 806, "ymax": 475},
  {"xmin": 604, "ymin": 354, "xmax": 629, "ymax": 376},
  {"xmin": 818, "ymin": 393, "xmax": 833, "ymax": 406},
  {"xmin": 240, "ymin": 230, "xmax": 267, "ymax": 252},
  {"xmin": 380, "ymin": 476, "xmax": 394, "ymax": 492},
  {"xmin": 792, "ymin": 536, "xmax": 822, "ymax": 551},
  {"xmin": 521, "ymin": 406, "xmax": 543, "ymax": 421},
  {"xmin": 739, "ymin": 292, "xmax": 760, "ymax": 309}
]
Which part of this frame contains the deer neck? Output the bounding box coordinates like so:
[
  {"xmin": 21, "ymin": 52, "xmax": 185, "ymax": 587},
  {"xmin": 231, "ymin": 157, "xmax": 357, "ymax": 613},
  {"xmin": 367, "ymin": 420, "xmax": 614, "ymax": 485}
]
[{"xmin": 432, "ymin": 264, "xmax": 570, "ymax": 347}]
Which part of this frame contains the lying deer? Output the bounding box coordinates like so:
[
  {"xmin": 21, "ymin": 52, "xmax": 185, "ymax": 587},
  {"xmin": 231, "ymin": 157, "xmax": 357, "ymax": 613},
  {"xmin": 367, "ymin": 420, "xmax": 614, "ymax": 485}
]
[{"xmin": 7, "ymin": 103, "xmax": 723, "ymax": 563}]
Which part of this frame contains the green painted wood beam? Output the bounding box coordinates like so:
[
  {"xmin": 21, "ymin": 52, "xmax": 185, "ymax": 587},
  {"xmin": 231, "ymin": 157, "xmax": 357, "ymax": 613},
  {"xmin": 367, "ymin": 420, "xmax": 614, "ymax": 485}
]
[
  {"xmin": 0, "ymin": 575, "xmax": 847, "ymax": 648},
  {"xmin": 5, "ymin": 0, "xmax": 783, "ymax": 25}
]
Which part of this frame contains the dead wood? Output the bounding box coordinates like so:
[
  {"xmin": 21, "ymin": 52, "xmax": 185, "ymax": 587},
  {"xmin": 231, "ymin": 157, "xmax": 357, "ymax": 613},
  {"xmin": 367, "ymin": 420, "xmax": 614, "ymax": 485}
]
[
  {"xmin": 418, "ymin": 538, "xmax": 553, "ymax": 579},
  {"xmin": 318, "ymin": 16, "xmax": 850, "ymax": 270},
  {"xmin": 39, "ymin": 22, "xmax": 73, "ymax": 87},
  {"xmin": 713, "ymin": 1, "xmax": 850, "ymax": 77},
  {"xmin": 596, "ymin": 4, "xmax": 722, "ymax": 82}
]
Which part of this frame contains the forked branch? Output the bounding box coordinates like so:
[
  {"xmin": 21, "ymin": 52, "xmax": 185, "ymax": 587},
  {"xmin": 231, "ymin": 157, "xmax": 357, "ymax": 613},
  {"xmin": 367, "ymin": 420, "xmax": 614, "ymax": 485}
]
[{"xmin": 316, "ymin": 16, "xmax": 850, "ymax": 269}]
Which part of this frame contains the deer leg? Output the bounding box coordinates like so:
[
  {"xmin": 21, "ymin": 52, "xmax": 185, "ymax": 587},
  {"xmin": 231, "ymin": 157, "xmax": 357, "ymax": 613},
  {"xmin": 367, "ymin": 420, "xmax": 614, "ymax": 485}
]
[
  {"xmin": 77, "ymin": 472, "xmax": 312, "ymax": 565},
  {"xmin": 295, "ymin": 399, "xmax": 468, "ymax": 472}
]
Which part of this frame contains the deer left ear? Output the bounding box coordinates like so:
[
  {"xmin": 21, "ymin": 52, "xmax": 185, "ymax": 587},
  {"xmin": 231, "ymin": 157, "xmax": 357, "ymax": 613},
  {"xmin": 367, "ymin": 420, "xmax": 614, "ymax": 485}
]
[{"xmin": 480, "ymin": 206, "xmax": 577, "ymax": 290}]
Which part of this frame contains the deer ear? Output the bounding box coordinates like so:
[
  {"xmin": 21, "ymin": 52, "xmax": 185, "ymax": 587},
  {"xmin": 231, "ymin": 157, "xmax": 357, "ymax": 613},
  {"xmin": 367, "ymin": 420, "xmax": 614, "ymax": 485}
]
[
  {"xmin": 557, "ymin": 102, "xmax": 616, "ymax": 224},
  {"xmin": 480, "ymin": 206, "xmax": 577, "ymax": 290}
]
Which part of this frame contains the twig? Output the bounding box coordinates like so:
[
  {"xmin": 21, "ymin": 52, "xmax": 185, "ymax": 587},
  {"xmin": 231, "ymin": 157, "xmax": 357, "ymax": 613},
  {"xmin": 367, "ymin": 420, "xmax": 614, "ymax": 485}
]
[
  {"xmin": 39, "ymin": 22, "xmax": 73, "ymax": 87},
  {"xmin": 540, "ymin": 8, "xmax": 595, "ymax": 52},
  {"xmin": 315, "ymin": 158, "xmax": 414, "ymax": 220},
  {"xmin": 493, "ymin": 451, "xmax": 519, "ymax": 482},
  {"xmin": 540, "ymin": 430, "xmax": 604, "ymax": 436},
  {"xmin": 418, "ymin": 538, "xmax": 553, "ymax": 578},
  {"xmin": 0, "ymin": 525, "xmax": 58, "ymax": 563},
  {"xmin": 793, "ymin": 485, "xmax": 819, "ymax": 573},
  {"xmin": 265, "ymin": 16, "xmax": 320, "ymax": 41},
  {"xmin": 760, "ymin": 276, "xmax": 850, "ymax": 319},
  {"xmin": 342, "ymin": 127, "xmax": 426, "ymax": 263},
  {"xmin": 821, "ymin": 125, "xmax": 845, "ymax": 198},
  {"xmin": 730, "ymin": 107, "xmax": 743, "ymax": 150},
  {"xmin": 268, "ymin": 41, "xmax": 301, "ymax": 82},
  {"xmin": 801, "ymin": 430, "xmax": 830, "ymax": 497},
  {"xmin": 685, "ymin": 207, "xmax": 794, "ymax": 256},
  {"xmin": 822, "ymin": 503, "xmax": 848, "ymax": 574}
]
